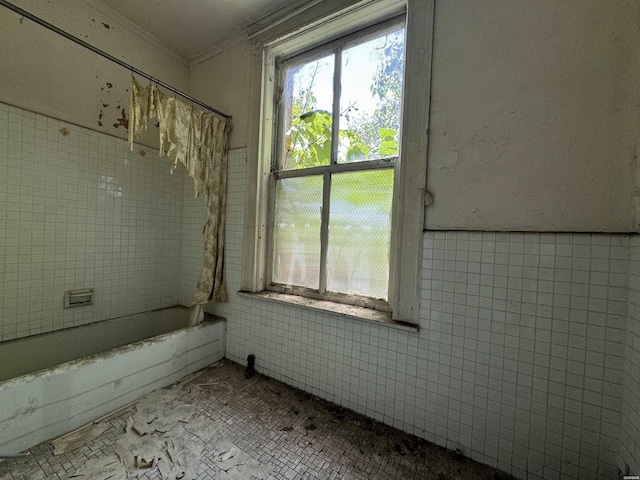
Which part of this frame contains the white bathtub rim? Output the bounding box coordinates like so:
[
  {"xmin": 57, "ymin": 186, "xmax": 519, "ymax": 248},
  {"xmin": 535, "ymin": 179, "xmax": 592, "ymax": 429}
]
[{"xmin": 0, "ymin": 315, "xmax": 224, "ymax": 390}]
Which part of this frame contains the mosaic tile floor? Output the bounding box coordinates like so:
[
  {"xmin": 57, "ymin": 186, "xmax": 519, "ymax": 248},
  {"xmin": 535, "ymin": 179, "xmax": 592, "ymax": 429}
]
[{"xmin": 0, "ymin": 360, "xmax": 514, "ymax": 480}]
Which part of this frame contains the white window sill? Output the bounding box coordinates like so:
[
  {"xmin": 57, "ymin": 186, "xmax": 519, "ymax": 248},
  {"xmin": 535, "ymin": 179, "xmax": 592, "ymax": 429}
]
[{"xmin": 237, "ymin": 290, "xmax": 419, "ymax": 333}]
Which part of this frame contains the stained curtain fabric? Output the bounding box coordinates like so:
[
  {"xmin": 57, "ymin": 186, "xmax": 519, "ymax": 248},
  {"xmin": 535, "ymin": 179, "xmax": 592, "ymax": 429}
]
[{"xmin": 128, "ymin": 77, "xmax": 231, "ymax": 305}]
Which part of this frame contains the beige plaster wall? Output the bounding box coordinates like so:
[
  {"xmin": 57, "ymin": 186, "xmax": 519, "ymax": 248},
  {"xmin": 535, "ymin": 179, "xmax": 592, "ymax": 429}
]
[
  {"xmin": 190, "ymin": 0, "xmax": 640, "ymax": 232},
  {"xmin": 426, "ymin": 0, "xmax": 640, "ymax": 232},
  {"xmin": 0, "ymin": 0, "xmax": 189, "ymax": 147}
]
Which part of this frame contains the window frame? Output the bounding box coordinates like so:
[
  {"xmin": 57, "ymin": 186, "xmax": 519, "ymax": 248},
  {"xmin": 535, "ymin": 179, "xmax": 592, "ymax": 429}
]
[
  {"xmin": 266, "ymin": 17, "xmax": 406, "ymax": 311},
  {"xmin": 242, "ymin": 0, "xmax": 434, "ymax": 326}
]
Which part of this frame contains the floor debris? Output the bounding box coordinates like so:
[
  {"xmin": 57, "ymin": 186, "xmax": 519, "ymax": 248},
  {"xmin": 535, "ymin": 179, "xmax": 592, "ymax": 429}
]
[
  {"xmin": 113, "ymin": 418, "xmax": 167, "ymax": 478},
  {"xmin": 131, "ymin": 392, "xmax": 193, "ymax": 435},
  {"xmin": 214, "ymin": 447, "xmax": 235, "ymax": 463},
  {"xmin": 59, "ymin": 371, "xmax": 272, "ymax": 480},
  {"xmin": 162, "ymin": 424, "xmax": 204, "ymax": 480},
  {"xmin": 52, "ymin": 422, "xmax": 109, "ymax": 455},
  {"xmin": 2, "ymin": 360, "xmax": 515, "ymax": 480},
  {"xmin": 214, "ymin": 440, "xmax": 270, "ymax": 480},
  {"xmin": 182, "ymin": 415, "xmax": 224, "ymax": 445},
  {"xmin": 69, "ymin": 455, "xmax": 126, "ymax": 480}
]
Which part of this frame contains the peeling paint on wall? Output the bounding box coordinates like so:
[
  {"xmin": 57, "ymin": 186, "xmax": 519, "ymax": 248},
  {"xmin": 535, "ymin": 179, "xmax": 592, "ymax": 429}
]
[
  {"xmin": 113, "ymin": 108, "xmax": 129, "ymax": 129},
  {"xmin": 97, "ymin": 81, "xmax": 130, "ymax": 131}
]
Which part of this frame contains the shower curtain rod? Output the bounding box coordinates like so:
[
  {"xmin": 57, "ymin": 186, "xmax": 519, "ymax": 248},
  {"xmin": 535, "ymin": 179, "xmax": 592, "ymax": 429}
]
[{"xmin": 0, "ymin": 0, "xmax": 232, "ymax": 120}]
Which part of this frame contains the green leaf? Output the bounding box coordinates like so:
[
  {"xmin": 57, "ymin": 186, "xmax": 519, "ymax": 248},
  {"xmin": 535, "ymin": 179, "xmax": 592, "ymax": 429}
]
[
  {"xmin": 378, "ymin": 139, "xmax": 398, "ymax": 156},
  {"xmin": 378, "ymin": 128, "xmax": 396, "ymax": 141},
  {"xmin": 346, "ymin": 145, "xmax": 365, "ymax": 162}
]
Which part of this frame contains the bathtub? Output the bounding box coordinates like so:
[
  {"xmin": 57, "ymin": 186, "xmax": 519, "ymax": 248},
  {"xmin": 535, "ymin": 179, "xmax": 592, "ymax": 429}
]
[{"xmin": 0, "ymin": 306, "xmax": 225, "ymax": 456}]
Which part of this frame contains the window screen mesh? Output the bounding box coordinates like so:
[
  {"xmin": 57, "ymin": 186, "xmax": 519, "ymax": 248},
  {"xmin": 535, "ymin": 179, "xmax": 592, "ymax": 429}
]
[
  {"xmin": 327, "ymin": 169, "xmax": 394, "ymax": 299},
  {"xmin": 273, "ymin": 176, "xmax": 323, "ymax": 289}
]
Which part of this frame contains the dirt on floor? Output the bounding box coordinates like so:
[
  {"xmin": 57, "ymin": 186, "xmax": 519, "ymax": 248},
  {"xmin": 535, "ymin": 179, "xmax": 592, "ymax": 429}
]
[{"xmin": 0, "ymin": 359, "xmax": 516, "ymax": 480}]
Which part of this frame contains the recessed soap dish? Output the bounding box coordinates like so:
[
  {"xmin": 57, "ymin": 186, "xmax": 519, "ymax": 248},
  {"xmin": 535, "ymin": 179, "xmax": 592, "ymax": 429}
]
[{"xmin": 64, "ymin": 289, "xmax": 94, "ymax": 308}]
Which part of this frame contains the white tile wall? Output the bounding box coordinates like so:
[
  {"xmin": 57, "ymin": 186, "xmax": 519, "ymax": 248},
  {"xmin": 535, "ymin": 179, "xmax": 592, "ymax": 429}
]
[
  {"xmin": 0, "ymin": 102, "xmax": 188, "ymax": 341},
  {"xmin": 207, "ymin": 147, "xmax": 630, "ymax": 479},
  {"xmin": 422, "ymin": 232, "xmax": 627, "ymax": 480},
  {"xmin": 621, "ymin": 235, "xmax": 640, "ymax": 474}
]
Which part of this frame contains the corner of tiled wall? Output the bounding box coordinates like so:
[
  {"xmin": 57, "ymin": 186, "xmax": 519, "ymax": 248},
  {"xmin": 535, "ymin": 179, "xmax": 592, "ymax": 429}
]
[{"xmin": 621, "ymin": 235, "xmax": 640, "ymax": 474}]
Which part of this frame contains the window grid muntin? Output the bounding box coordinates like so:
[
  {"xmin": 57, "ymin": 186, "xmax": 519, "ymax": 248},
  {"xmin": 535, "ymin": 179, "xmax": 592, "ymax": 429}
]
[{"xmin": 275, "ymin": 15, "xmax": 405, "ymax": 171}]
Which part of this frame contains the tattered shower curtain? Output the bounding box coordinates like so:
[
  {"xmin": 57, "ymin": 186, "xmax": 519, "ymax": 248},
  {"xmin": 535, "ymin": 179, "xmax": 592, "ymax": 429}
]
[{"xmin": 128, "ymin": 77, "xmax": 231, "ymax": 305}]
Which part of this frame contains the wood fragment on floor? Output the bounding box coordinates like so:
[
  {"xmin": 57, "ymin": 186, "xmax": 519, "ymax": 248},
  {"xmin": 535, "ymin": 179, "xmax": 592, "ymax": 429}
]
[{"xmin": 52, "ymin": 423, "xmax": 109, "ymax": 455}]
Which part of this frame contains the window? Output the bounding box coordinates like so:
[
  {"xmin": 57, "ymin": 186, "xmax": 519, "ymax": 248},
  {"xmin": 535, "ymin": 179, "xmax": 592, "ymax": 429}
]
[
  {"xmin": 267, "ymin": 20, "xmax": 405, "ymax": 311},
  {"xmin": 243, "ymin": 0, "xmax": 433, "ymax": 325}
]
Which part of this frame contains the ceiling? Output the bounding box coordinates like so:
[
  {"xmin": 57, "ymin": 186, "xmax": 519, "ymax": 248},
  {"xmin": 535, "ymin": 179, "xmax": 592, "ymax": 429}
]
[{"xmin": 96, "ymin": 0, "xmax": 299, "ymax": 61}]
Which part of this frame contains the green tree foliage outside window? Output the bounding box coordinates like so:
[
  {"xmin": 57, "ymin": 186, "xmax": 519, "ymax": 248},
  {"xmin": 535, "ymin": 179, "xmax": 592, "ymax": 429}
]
[{"xmin": 283, "ymin": 29, "xmax": 404, "ymax": 170}]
